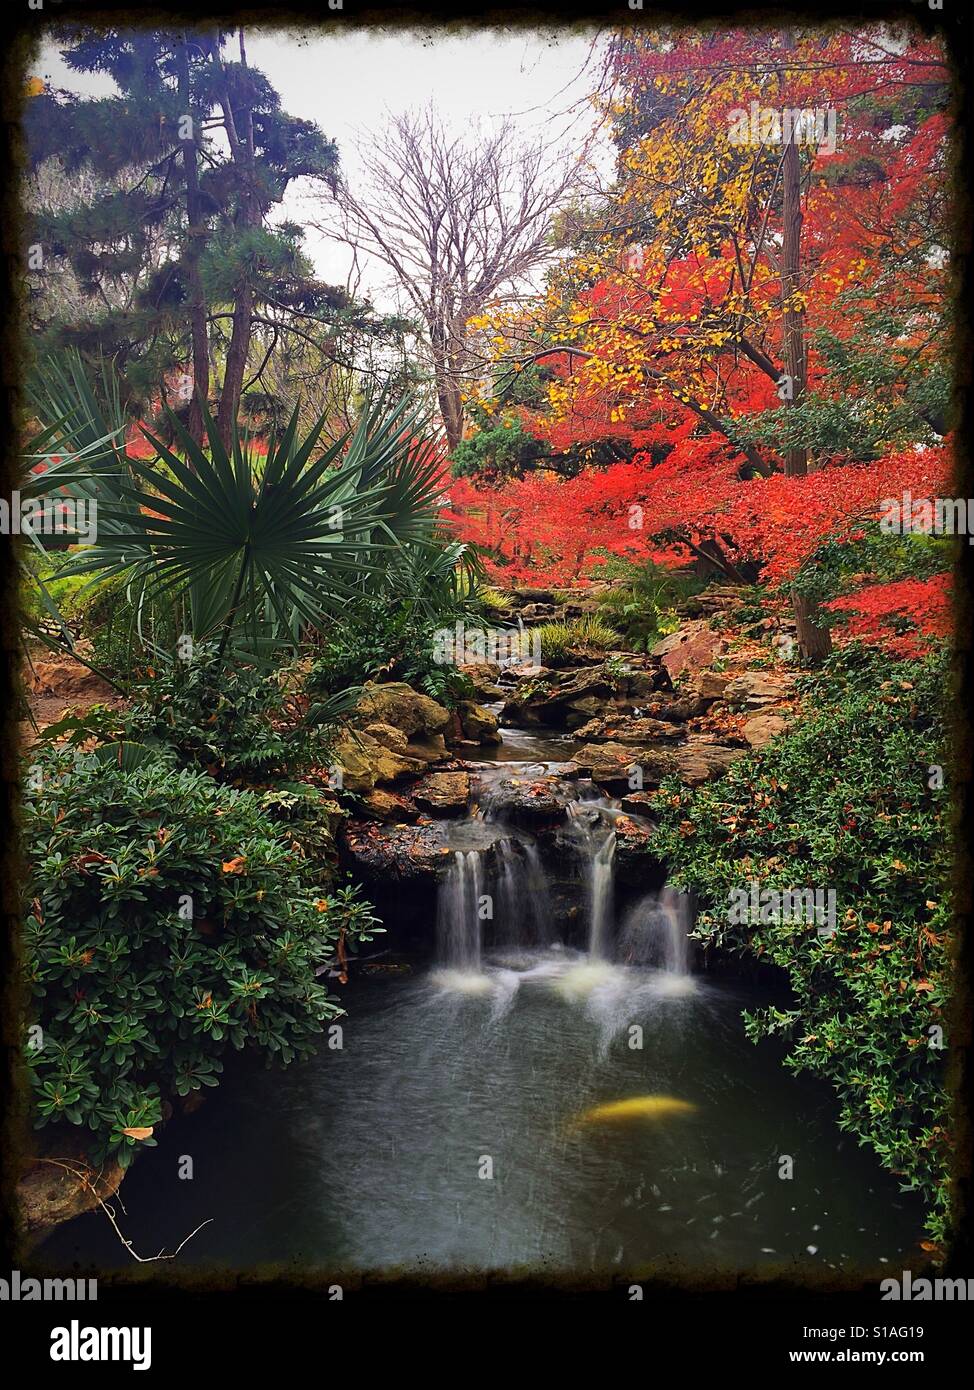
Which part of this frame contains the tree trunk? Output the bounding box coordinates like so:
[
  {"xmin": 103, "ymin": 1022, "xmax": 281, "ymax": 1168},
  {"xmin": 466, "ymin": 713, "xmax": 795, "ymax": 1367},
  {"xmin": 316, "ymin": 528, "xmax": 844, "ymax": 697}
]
[
  {"xmin": 214, "ymin": 30, "xmax": 259, "ymax": 451},
  {"xmin": 431, "ymin": 328, "xmax": 464, "ymax": 451},
  {"xmin": 781, "ymin": 113, "xmax": 832, "ymax": 663},
  {"xmin": 177, "ymin": 39, "xmax": 209, "ymax": 447},
  {"xmin": 218, "ymin": 286, "xmax": 255, "ymax": 448}
]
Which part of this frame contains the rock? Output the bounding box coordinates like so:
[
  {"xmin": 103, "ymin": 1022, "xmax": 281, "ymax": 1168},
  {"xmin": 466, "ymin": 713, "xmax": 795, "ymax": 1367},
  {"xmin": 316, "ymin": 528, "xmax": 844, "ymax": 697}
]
[
  {"xmin": 563, "ymin": 695, "xmax": 611, "ymax": 727},
  {"xmin": 574, "ymin": 741, "xmax": 676, "ymax": 790},
  {"xmin": 342, "ymin": 819, "xmax": 506, "ymax": 883},
  {"xmin": 620, "ymin": 790, "xmax": 658, "ymax": 816},
  {"xmin": 651, "ymin": 621, "xmax": 726, "ymax": 681},
  {"xmin": 331, "ymin": 729, "xmax": 423, "ymax": 794},
  {"xmin": 343, "ymin": 822, "xmax": 453, "ymax": 882},
  {"xmin": 742, "ymin": 713, "xmax": 790, "ymax": 748},
  {"xmin": 635, "ymin": 693, "xmax": 709, "ymax": 723},
  {"xmin": 480, "ymin": 773, "xmax": 578, "ymax": 826},
  {"xmin": 18, "ymin": 1149, "xmax": 125, "ymax": 1240},
  {"xmin": 723, "ymin": 671, "xmax": 796, "ymax": 710},
  {"xmin": 405, "ymin": 734, "xmax": 449, "ymax": 764},
  {"xmin": 28, "ymin": 659, "xmax": 114, "ymax": 700},
  {"xmin": 574, "ymin": 715, "xmax": 682, "ymax": 744},
  {"xmin": 621, "ymin": 668, "xmax": 671, "ymax": 699},
  {"xmin": 673, "ymin": 739, "xmax": 747, "ymax": 785},
  {"xmin": 458, "ymin": 700, "xmax": 501, "ymax": 743},
  {"xmin": 505, "ymin": 666, "xmax": 616, "ymax": 726},
  {"xmin": 413, "ymin": 771, "xmax": 471, "ymax": 816},
  {"xmin": 509, "ymin": 588, "xmax": 556, "ymax": 605},
  {"xmin": 356, "ymin": 681, "xmax": 450, "ymax": 737},
  {"xmin": 695, "ymin": 671, "xmax": 731, "ymax": 702},
  {"xmin": 360, "ymin": 789, "xmax": 420, "ymax": 823},
  {"xmin": 613, "ymin": 812, "xmax": 659, "ymax": 883},
  {"xmin": 458, "ymin": 663, "xmax": 505, "ymax": 699},
  {"xmin": 576, "ymin": 735, "xmax": 745, "ymax": 791},
  {"xmin": 363, "ymin": 722, "xmax": 410, "ymax": 753}
]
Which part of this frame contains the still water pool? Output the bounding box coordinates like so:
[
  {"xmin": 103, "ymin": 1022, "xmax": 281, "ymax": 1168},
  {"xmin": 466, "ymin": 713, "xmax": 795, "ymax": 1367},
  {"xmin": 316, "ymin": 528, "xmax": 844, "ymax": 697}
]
[{"xmin": 39, "ymin": 951, "xmax": 923, "ymax": 1275}]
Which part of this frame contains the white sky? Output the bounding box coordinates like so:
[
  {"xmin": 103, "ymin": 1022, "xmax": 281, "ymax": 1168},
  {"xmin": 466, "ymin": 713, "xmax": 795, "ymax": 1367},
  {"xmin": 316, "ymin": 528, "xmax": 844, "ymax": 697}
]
[{"xmin": 37, "ymin": 27, "xmax": 609, "ymax": 307}]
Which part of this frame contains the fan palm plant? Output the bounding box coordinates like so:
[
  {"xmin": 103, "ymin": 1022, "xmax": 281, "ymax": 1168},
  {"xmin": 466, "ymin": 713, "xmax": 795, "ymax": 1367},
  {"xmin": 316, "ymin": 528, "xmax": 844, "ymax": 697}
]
[
  {"xmin": 20, "ymin": 350, "xmax": 129, "ymax": 656},
  {"xmin": 56, "ymin": 391, "xmax": 462, "ymax": 668}
]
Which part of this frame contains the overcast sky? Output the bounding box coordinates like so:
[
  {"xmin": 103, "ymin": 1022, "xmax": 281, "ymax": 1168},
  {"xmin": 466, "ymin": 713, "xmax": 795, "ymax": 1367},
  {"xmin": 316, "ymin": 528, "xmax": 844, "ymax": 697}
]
[{"xmin": 37, "ymin": 26, "xmax": 609, "ymax": 306}]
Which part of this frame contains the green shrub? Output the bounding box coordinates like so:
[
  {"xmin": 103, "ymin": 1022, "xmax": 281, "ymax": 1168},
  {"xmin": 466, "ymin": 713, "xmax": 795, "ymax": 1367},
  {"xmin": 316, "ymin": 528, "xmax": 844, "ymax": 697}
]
[
  {"xmin": 477, "ymin": 585, "xmax": 512, "ymax": 616},
  {"xmin": 791, "ymin": 523, "xmax": 952, "ymax": 610},
  {"xmin": 309, "ymin": 599, "xmax": 472, "ymax": 709},
  {"xmin": 535, "ymin": 614, "xmax": 620, "ymax": 665},
  {"xmin": 651, "ymin": 644, "xmax": 952, "ymax": 1241},
  {"xmin": 593, "ymin": 557, "xmax": 703, "ymax": 651},
  {"xmin": 120, "ymin": 650, "xmax": 323, "ymax": 780},
  {"xmin": 23, "ymin": 747, "xmax": 381, "ymax": 1166}
]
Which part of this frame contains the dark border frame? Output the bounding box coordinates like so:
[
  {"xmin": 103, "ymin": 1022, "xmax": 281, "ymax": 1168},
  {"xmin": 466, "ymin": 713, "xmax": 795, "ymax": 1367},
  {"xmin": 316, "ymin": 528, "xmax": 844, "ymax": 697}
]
[{"xmin": 1, "ymin": 0, "xmax": 970, "ymax": 1328}]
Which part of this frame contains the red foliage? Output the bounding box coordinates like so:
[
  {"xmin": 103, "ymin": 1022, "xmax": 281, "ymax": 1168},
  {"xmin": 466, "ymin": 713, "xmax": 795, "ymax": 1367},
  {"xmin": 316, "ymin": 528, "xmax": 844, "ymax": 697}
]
[
  {"xmin": 448, "ymin": 438, "xmax": 951, "ymax": 590},
  {"xmin": 824, "ymin": 574, "xmax": 953, "ymax": 658}
]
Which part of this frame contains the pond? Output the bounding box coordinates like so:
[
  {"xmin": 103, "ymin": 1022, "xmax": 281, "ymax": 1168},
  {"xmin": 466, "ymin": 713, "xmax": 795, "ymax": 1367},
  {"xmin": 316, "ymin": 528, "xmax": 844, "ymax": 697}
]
[
  {"xmin": 38, "ymin": 952, "xmax": 922, "ymax": 1274},
  {"xmin": 38, "ymin": 724, "xmax": 925, "ymax": 1276}
]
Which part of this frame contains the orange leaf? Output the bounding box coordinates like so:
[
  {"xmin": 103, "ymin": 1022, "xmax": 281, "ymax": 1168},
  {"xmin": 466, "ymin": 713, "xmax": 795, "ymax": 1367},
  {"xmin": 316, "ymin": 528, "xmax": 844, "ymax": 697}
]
[
  {"xmin": 121, "ymin": 1126, "xmax": 154, "ymax": 1140},
  {"xmin": 221, "ymin": 856, "xmax": 246, "ymax": 874}
]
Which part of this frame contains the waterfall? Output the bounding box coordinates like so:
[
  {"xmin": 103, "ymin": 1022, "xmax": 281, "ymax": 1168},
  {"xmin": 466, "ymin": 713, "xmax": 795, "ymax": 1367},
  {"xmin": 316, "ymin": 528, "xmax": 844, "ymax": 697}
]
[
  {"xmin": 436, "ymin": 850, "xmax": 484, "ymax": 971},
  {"xmin": 522, "ymin": 842, "xmax": 554, "ymax": 945},
  {"xmin": 566, "ymin": 803, "xmax": 617, "ymax": 959},
  {"xmin": 589, "ymin": 834, "xmax": 616, "ymax": 958},
  {"xmin": 617, "ymin": 885, "xmax": 692, "ymax": 975},
  {"xmin": 494, "ymin": 838, "xmax": 554, "ymax": 949},
  {"xmin": 495, "ymin": 839, "xmax": 520, "ymax": 944}
]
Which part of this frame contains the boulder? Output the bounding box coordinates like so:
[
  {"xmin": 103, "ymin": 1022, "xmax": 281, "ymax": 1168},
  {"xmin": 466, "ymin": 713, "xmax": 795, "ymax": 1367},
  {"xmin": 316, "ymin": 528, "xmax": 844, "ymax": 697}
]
[
  {"xmin": 356, "ymin": 681, "xmax": 450, "ymax": 737},
  {"xmin": 413, "ymin": 771, "xmax": 471, "ymax": 817},
  {"xmin": 509, "ymin": 588, "xmax": 556, "ymax": 606},
  {"xmin": 742, "ymin": 713, "xmax": 790, "ymax": 748},
  {"xmin": 360, "ymin": 789, "xmax": 420, "ymax": 823},
  {"xmin": 652, "ymin": 621, "xmax": 726, "ymax": 681},
  {"xmin": 574, "ymin": 715, "xmax": 682, "ymax": 744},
  {"xmin": 342, "ymin": 819, "xmax": 506, "ymax": 884},
  {"xmin": 405, "ymin": 734, "xmax": 449, "ymax": 764},
  {"xmin": 458, "ymin": 700, "xmax": 501, "ymax": 743},
  {"xmin": 613, "ymin": 813, "xmax": 660, "ymax": 884},
  {"xmin": 673, "ymin": 739, "xmax": 747, "ymax": 785},
  {"xmin": 363, "ymin": 722, "xmax": 410, "ymax": 753},
  {"xmin": 636, "ymin": 693, "xmax": 709, "ymax": 722},
  {"xmin": 331, "ymin": 729, "xmax": 424, "ymax": 794},
  {"xmin": 343, "ymin": 822, "xmax": 454, "ymax": 882},
  {"xmin": 505, "ymin": 666, "xmax": 616, "ymax": 727},
  {"xmin": 458, "ymin": 662, "xmax": 505, "ymax": 699},
  {"xmin": 480, "ymin": 773, "xmax": 578, "ymax": 827},
  {"xmin": 574, "ymin": 741, "xmax": 676, "ymax": 790},
  {"xmin": 722, "ymin": 671, "xmax": 796, "ymax": 710},
  {"xmin": 621, "ymin": 668, "xmax": 671, "ymax": 699},
  {"xmin": 28, "ymin": 659, "xmax": 114, "ymax": 700},
  {"xmin": 563, "ymin": 695, "xmax": 611, "ymax": 727},
  {"xmin": 695, "ymin": 670, "xmax": 731, "ymax": 702}
]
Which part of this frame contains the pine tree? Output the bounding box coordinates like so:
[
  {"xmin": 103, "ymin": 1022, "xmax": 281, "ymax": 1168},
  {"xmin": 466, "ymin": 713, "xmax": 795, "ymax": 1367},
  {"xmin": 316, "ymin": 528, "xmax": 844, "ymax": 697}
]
[{"xmin": 25, "ymin": 27, "xmax": 370, "ymax": 445}]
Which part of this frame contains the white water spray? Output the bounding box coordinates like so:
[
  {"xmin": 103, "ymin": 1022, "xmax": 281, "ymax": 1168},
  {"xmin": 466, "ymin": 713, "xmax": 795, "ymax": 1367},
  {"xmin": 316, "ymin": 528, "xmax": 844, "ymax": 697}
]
[
  {"xmin": 618, "ymin": 886, "xmax": 693, "ymax": 976},
  {"xmin": 436, "ymin": 850, "xmax": 484, "ymax": 971},
  {"xmin": 566, "ymin": 802, "xmax": 617, "ymax": 958}
]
